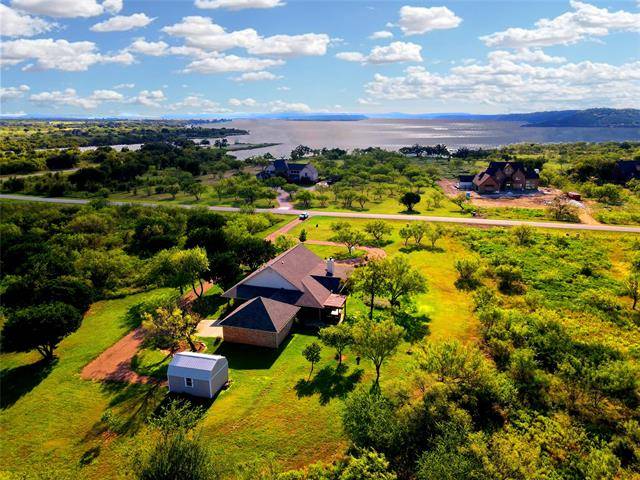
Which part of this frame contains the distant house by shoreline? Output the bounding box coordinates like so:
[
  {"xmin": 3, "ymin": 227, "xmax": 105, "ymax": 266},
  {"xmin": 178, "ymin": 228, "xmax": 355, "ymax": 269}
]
[
  {"xmin": 460, "ymin": 161, "xmax": 539, "ymax": 193},
  {"xmin": 257, "ymin": 159, "xmax": 319, "ymax": 184}
]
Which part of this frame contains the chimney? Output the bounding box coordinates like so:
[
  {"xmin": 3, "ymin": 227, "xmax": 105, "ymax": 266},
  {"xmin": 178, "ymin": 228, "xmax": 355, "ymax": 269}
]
[{"xmin": 326, "ymin": 257, "xmax": 335, "ymax": 275}]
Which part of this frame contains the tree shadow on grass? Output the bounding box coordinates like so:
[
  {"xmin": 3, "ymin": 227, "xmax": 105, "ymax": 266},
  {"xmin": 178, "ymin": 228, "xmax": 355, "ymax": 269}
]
[
  {"xmin": 191, "ymin": 294, "xmax": 227, "ymax": 318},
  {"xmin": 0, "ymin": 358, "xmax": 56, "ymax": 409},
  {"xmin": 294, "ymin": 364, "xmax": 363, "ymax": 405},
  {"xmin": 399, "ymin": 244, "xmax": 445, "ymax": 254},
  {"xmin": 213, "ymin": 335, "xmax": 292, "ymax": 371}
]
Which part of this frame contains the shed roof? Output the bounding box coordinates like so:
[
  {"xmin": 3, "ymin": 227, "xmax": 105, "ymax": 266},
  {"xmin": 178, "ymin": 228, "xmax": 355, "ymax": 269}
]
[
  {"xmin": 168, "ymin": 352, "xmax": 227, "ymax": 381},
  {"xmin": 216, "ymin": 297, "xmax": 299, "ymax": 333}
]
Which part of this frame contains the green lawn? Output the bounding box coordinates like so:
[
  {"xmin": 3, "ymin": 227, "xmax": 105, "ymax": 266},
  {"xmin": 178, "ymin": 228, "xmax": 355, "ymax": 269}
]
[
  {"xmin": 0, "ymin": 289, "xmax": 417, "ymax": 479},
  {"xmin": 289, "ymin": 217, "xmax": 478, "ymax": 343},
  {"xmin": 0, "ymin": 289, "xmax": 172, "ymax": 479}
]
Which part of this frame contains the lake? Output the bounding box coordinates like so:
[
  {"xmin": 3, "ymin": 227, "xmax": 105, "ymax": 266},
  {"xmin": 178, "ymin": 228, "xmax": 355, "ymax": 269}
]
[{"xmin": 220, "ymin": 118, "xmax": 640, "ymax": 159}]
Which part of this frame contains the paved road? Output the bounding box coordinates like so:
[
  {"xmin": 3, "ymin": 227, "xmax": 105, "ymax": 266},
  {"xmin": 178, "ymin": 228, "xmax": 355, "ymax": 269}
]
[{"xmin": 2, "ymin": 194, "xmax": 640, "ymax": 233}]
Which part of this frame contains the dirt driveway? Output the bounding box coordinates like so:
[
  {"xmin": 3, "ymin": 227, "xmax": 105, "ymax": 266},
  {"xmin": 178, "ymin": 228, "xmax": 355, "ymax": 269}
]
[{"xmin": 81, "ymin": 282, "xmax": 214, "ymax": 385}]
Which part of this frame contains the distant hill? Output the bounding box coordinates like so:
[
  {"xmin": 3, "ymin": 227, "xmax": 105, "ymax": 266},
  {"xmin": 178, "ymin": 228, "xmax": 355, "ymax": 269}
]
[
  {"xmin": 515, "ymin": 108, "xmax": 640, "ymax": 128},
  {"xmin": 387, "ymin": 108, "xmax": 640, "ymax": 127}
]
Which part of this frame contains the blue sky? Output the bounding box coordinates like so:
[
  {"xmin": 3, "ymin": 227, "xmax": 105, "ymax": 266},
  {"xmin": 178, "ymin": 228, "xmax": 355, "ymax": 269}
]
[{"xmin": 1, "ymin": 0, "xmax": 639, "ymax": 116}]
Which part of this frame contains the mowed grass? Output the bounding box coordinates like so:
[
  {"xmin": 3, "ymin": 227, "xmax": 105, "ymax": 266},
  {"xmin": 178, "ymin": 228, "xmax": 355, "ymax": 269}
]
[
  {"xmin": 289, "ymin": 217, "xmax": 478, "ymax": 342},
  {"xmin": 0, "ymin": 289, "xmax": 172, "ymax": 479},
  {"xmin": 0, "ymin": 291, "xmax": 415, "ymax": 479}
]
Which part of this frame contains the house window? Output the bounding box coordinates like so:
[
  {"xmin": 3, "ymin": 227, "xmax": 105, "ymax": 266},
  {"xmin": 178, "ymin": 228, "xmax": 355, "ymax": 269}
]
[{"xmin": 185, "ymin": 377, "xmax": 193, "ymax": 388}]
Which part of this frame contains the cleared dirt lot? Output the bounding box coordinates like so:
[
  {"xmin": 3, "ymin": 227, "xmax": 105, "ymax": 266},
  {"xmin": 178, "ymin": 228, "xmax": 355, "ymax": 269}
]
[{"xmin": 439, "ymin": 178, "xmax": 562, "ymax": 208}]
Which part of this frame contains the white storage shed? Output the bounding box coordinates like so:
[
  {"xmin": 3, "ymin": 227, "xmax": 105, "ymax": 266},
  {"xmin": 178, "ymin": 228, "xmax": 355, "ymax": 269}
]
[{"xmin": 167, "ymin": 352, "xmax": 229, "ymax": 399}]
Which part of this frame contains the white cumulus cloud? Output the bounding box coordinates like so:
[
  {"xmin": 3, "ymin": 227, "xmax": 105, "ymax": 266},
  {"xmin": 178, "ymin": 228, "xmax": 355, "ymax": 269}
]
[
  {"xmin": 398, "ymin": 5, "xmax": 462, "ymax": 35},
  {"xmin": 0, "ymin": 4, "xmax": 53, "ymax": 37},
  {"xmin": 232, "ymin": 71, "xmax": 282, "ymax": 82},
  {"xmin": 481, "ymin": 0, "xmax": 640, "ymax": 48},
  {"xmin": 0, "ymin": 84, "xmax": 30, "ymax": 100},
  {"xmin": 1, "ymin": 38, "xmax": 134, "ymax": 71},
  {"xmin": 194, "ymin": 0, "xmax": 284, "ymax": 9},
  {"xmin": 91, "ymin": 13, "xmax": 155, "ymax": 32},
  {"xmin": 30, "ymin": 88, "xmax": 123, "ymax": 109},
  {"xmin": 229, "ymin": 97, "xmax": 258, "ymax": 106},
  {"xmin": 11, "ymin": 0, "xmax": 104, "ymax": 18},
  {"xmin": 162, "ymin": 16, "xmax": 330, "ymax": 57},
  {"xmin": 369, "ymin": 30, "xmax": 394, "ymax": 40},
  {"xmin": 336, "ymin": 42, "xmax": 423, "ymax": 64},
  {"xmin": 182, "ymin": 54, "xmax": 284, "ymax": 74}
]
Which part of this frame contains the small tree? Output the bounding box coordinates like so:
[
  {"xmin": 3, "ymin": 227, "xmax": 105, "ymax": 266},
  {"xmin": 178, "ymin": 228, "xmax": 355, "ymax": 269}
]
[
  {"xmin": 495, "ymin": 264, "xmax": 525, "ymax": 294},
  {"xmin": 384, "ymin": 255, "xmax": 427, "ymax": 308},
  {"xmin": 399, "ymin": 225, "xmax": 413, "ymax": 246},
  {"xmin": 351, "ymin": 318, "xmax": 404, "ymax": 387},
  {"xmin": 452, "ymin": 193, "xmax": 469, "ymax": 211},
  {"xmin": 331, "ymin": 224, "xmax": 366, "ymax": 255},
  {"xmin": 136, "ymin": 400, "xmax": 215, "ymax": 480},
  {"xmin": 625, "ymin": 273, "xmax": 639, "ymax": 310},
  {"xmin": 186, "ymin": 182, "xmax": 206, "ymax": 201},
  {"xmin": 299, "ymin": 228, "xmax": 307, "ymax": 243},
  {"xmin": 513, "ymin": 224, "xmax": 534, "ymax": 245},
  {"xmin": 319, "ymin": 323, "xmax": 354, "ymax": 366},
  {"xmin": 273, "ymin": 234, "xmax": 297, "ymax": 253},
  {"xmin": 364, "ymin": 220, "xmax": 392, "ymax": 246},
  {"xmin": 166, "ymin": 184, "xmax": 180, "ymax": 200},
  {"xmin": 143, "ymin": 306, "xmax": 200, "ymax": 352},
  {"xmin": 547, "ymin": 196, "xmax": 579, "ymax": 222},
  {"xmin": 1, "ymin": 302, "xmax": 82, "ymax": 361},
  {"xmin": 316, "ymin": 193, "xmax": 329, "ymax": 207},
  {"xmin": 356, "ymin": 193, "xmax": 369, "ymax": 210},
  {"xmin": 282, "ymin": 183, "xmax": 299, "ymax": 200},
  {"xmin": 454, "ymin": 257, "xmax": 481, "ymax": 290},
  {"xmin": 410, "ymin": 222, "xmax": 427, "ymax": 245},
  {"xmin": 400, "ymin": 191, "xmax": 421, "ymax": 212},
  {"xmin": 425, "ymin": 223, "xmax": 446, "ymax": 249},
  {"xmin": 296, "ymin": 190, "xmax": 313, "ymax": 208},
  {"xmin": 302, "ymin": 342, "xmax": 322, "ymax": 379},
  {"xmin": 350, "ymin": 259, "xmax": 390, "ymax": 320}
]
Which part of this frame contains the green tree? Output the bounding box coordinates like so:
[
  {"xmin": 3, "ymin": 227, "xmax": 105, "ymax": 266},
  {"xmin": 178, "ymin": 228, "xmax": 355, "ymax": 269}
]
[
  {"xmin": 302, "ymin": 342, "xmax": 322, "ymax": 379},
  {"xmin": 399, "ymin": 225, "xmax": 413, "ymax": 246},
  {"xmin": 625, "ymin": 273, "xmax": 639, "ymax": 310},
  {"xmin": 136, "ymin": 400, "xmax": 215, "ymax": 480},
  {"xmin": 425, "ymin": 223, "xmax": 446, "ymax": 249},
  {"xmin": 1, "ymin": 302, "xmax": 82, "ymax": 361},
  {"xmin": 166, "ymin": 183, "xmax": 180, "ymax": 200},
  {"xmin": 142, "ymin": 306, "xmax": 200, "ymax": 352},
  {"xmin": 364, "ymin": 220, "xmax": 392, "ymax": 246},
  {"xmin": 331, "ymin": 223, "xmax": 366, "ymax": 255},
  {"xmin": 149, "ymin": 247, "xmax": 209, "ymax": 298},
  {"xmin": 296, "ymin": 190, "xmax": 313, "ymax": 208},
  {"xmin": 350, "ymin": 259, "xmax": 390, "ymax": 320},
  {"xmin": 299, "ymin": 228, "xmax": 307, "ymax": 243},
  {"xmin": 452, "ymin": 193, "xmax": 469, "ymax": 211},
  {"xmin": 186, "ymin": 182, "xmax": 206, "ymax": 201},
  {"xmin": 495, "ymin": 264, "xmax": 525, "ymax": 294},
  {"xmin": 273, "ymin": 234, "xmax": 297, "ymax": 253},
  {"xmin": 400, "ymin": 191, "xmax": 421, "ymax": 212},
  {"xmin": 351, "ymin": 318, "xmax": 404, "ymax": 386},
  {"xmin": 319, "ymin": 323, "xmax": 354, "ymax": 366},
  {"xmin": 512, "ymin": 224, "xmax": 534, "ymax": 245},
  {"xmin": 454, "ymin": 257, "xmax": 481, "ymax": 290},
  {"xmin": 341, "ymin": 450, "xmax": 397, "ymax": 480},
  {"xmin": 410, "ymin": 222, "xmax": 427, "ymax": 245},
  {"xmin": 383, "ymin": 255, "xmax": 427, "ymax": 307}
]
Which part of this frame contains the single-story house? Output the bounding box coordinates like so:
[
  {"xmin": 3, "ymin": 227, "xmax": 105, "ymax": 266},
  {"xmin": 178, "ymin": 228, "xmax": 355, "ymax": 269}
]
[
  {"xmin": 168, "ymin": 352, "xmax": 229, "ymax": 398},
  {"xmin": 257, "ymin": 159, "xmax": 319, "ymax": 184},
  {"xmin": 216, "ymin": 244, "xmax": 350, "ymax": 347},
  {"xmin": 216, "ymin": 296, "xmax": 299, "ymax": 348},
  {"xmin": 472, "ymin": 161, "xmax": 539, "ymax": 193}
]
